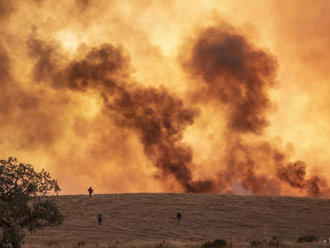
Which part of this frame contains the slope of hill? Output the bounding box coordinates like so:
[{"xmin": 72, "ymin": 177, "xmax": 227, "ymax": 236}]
[{"xmin": 24, "ymin": 194, "xmax": 330, "ymax": 248}]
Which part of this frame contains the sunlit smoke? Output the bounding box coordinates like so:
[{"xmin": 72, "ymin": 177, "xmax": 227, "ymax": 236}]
[{"xmin": 0, "ymin": 0, "xmax": 329, "ymax": 197}]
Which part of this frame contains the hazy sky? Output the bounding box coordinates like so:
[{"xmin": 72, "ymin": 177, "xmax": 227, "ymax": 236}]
[{"xmin": 1, "ymin": 0, "xmax": 330, "ymax": 196}]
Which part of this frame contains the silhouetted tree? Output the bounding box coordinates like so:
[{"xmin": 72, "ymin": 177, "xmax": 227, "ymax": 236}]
[{"xmin": 0, "ymin": 157, "xmax": 64, "ymax": 248}]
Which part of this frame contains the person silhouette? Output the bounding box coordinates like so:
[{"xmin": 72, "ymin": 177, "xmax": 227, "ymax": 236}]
[
  {"xmin": 88, "ymin": 186, "xmax": 93, "ymax": 197},
  {"xmin": 176, "ymin": 211, "xmax": 182, "ymax": 223},
  {"xmin": 97, "ymin": 214, "xmax": 102, "ymax": 225}
]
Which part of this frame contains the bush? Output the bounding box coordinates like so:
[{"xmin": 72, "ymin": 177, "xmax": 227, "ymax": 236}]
[
  {"xmin": 268, "ymin": 236, "xmax": 280, "ymax": 247},
  {"xmin": 249, "ymin": 240, "xmax": 262, "ymax": 247},
  {"xmin": 297, "ymin": 233, "xmax": 317, "ymax": 243},
  {"xmin": 76, "ymin": 241, "xmax": 87, "ymax": 247},
  {"xmin": 201, "ymin": 239, "xmax": 227, "ymax": 248},
  {"xmin": 248, "ymin": 237, "xmax": 280, "ymax": 248}
]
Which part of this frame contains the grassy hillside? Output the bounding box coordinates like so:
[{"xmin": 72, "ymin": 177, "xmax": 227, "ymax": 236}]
[{"xmin": 24, "ymin": 194, "xmax": 330, "ymax": 248}]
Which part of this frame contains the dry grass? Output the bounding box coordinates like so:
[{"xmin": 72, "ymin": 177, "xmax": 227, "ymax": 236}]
[{"xmin": 23, "ymin": 194, "xmax": 330, "ymax": 248}]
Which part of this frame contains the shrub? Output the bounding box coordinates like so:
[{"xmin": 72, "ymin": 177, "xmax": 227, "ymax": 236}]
[
  {"xmin": 297, "ymin": 233, "xmax": 317, "ymax": 243},
  {"xmin": 268, "ymin": 236, "xmax": 280, "ymax": 247},
  {"xmin": 249, "ymin": 239, "xmax": 262, "ymax": 247},
  {"xmin": 248, "ymin": 237, "xmax": 280, "ymax": 248},
  {"xmin": 158, "ymin": 240, "xmax": 168, "ymax": 248},
  {"xmin": 76, "ymin": 241, "xmax": 87, "ymax": 247},
  {"xmin": 201, "ymin": 239, "xmax": 227, "ymax": 248}
]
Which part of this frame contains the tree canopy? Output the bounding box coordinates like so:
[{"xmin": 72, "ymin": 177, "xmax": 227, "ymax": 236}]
[{"xmin": 0, "ymin": 157, "xmax": 64, "ymax": 248}]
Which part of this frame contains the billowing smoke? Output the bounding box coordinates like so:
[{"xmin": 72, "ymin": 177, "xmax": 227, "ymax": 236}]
[
  {"xmin": 183, "ymin": 25, "xmax": 277, "ymax": 134},
  {"xmin": 1, "ymin": 0, "xmax": 329, "ymax": 196},
  {"xmin": 27, "ymin": 37, "xmax": 214, "ymax": 192},
  {"xmin": 182, "ymin": 24, "xmax": 328, "ymax": 196}
]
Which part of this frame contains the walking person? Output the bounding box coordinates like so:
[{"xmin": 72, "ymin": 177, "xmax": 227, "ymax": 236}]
[{"xmin": 97, "ymin": 214, "xmax": 102, "ymax": 225}]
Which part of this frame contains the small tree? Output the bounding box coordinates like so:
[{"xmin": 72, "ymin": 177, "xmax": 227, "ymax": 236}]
[{"xmin": 0, "ymin": 157, "xmax": 64, "ymax": 248}]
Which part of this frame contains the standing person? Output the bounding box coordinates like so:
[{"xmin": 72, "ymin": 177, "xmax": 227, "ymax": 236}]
[
  {"xmin": 88, "ymin": 186, "xmax": 93, "ymax": 198},
  {"xmin": 97, "ymin": 214, "xmax": 102, "ymax": 225},
  {"xmin": 176, "ymin": 211, "xmax": 182, "ymax": 224}
]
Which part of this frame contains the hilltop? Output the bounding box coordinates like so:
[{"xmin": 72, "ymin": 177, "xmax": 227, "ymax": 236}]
[{"xmin": 24, "ymin": 193, "xmax": 330, "ymax": 248}]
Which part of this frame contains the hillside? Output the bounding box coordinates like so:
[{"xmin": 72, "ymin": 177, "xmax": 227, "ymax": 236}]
[{"xmin": 24, "ymin": 194, "xmax": 330, "ymax": 248}]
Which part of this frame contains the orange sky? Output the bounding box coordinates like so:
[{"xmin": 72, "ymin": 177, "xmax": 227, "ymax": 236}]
[{"xmin": 1, "ymin": 0, "xmax": 330, "ymax": 196}]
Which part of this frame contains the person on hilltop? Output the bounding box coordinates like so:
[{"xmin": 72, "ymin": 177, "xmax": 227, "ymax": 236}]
[{"xmin": 88, "ymin": 186, "xmax": 94, "ymax": 197}]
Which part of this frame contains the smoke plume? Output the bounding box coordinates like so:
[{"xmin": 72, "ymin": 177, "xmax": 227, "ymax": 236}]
[
  {"xmin": 0, "ymin": 0, "xmax": 329, "ymax": 196},
  {"xmin": 26, "ymin": 37, "xmax": 215, "ymax": 192},
  {"xmin": 182, "ymin": 24, "xmax": 328, "ymax": 196},
  {"xmin": 183, "ymin": 25, "xmax": 277, "ymax": 134}
]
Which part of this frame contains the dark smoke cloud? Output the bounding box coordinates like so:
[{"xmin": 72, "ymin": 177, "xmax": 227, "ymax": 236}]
[
  {"xmin": 182, "ymin": 24, "xmax": 328, "ymax": 197},
  {"xmin": 106, "ymin": 86, "xmax": 213, "ymax": 192},
  {"xmin": 27, "ymin": 37, "xmax": 60, "ymax": 84},
  {"xmin": 64, "ymin": 44, "xmax": 130, "ymax": 90},
  {"xmin": 276, "ymin": 159, "xmax": 321, "ymax": 197},
  {"xmin": 210, "ymin": 136, "xmax": 323, "ymax": 196},
  {"xmin": 184, "ymin": 26, "xmax": 277, "ymax": 134},
  {"xmin": 27, "ymin": 37, "xmax": 215, "ymax": 192},
  {"xmin": 27, "ymin": 37, "xmax": 130, "ymax": 89}
]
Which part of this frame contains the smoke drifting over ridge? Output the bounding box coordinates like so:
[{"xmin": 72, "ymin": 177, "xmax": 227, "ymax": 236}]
[
  {"xmin": 181, "ymin": 24, "xmax": 327, "ymax": 197},
  {"xmin": 26, "ymin": 37, "xmax": 215, "ymax": 193},
  {"xmin": 1, "ymin": 0, "xmax": 329, "ymax": 196}
]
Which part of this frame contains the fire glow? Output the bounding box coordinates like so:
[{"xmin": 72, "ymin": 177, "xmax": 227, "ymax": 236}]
[{"xmin": 1, "ymin": 0, "xmax": 330, "ymax": 196}]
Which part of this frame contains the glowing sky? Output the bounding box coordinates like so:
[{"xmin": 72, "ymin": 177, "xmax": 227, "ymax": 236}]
[{"xmin": 1, "ymin": 0, "xmax": 330, "ymax": 196}]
